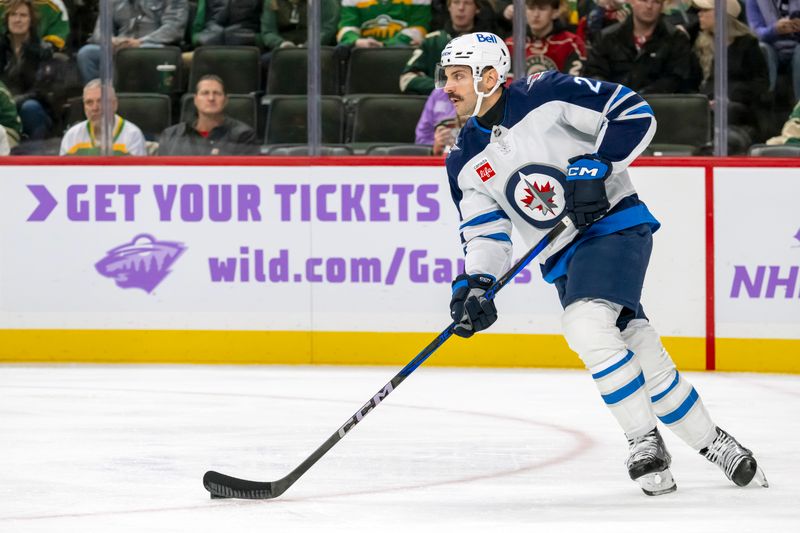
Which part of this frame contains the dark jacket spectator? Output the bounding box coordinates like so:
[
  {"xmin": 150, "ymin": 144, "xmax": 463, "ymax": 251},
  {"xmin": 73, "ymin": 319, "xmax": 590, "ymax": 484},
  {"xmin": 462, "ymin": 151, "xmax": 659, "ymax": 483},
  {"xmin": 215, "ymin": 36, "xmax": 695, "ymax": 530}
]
[
  {"xmin": 158, "ymin": 75, "xmax": 258, "ymax": 155},
  {"xmin": 260, "ymin": 0, "xmax": 339, "ymax": 50},
  {"xmin": 581, "ymin": 1, "xmax": 699, "ymax": 94},
  {"xmin": 693, "ymin": 0, "xmax": 770, "ymax": 149},
  {"xmin": 158, "ymin": 117, "xmax": 258, "ymax": 155},
  {"xmin": 192, "ymin": 0, "xmax": 262, "ymax": 47},
  {"xmin": 585, "ymin": 0, "xmax": 629, "ymax": 45},
  {"xmin": 663, "ymin": 0, "xmax": 700, "ymax": 43},
  {"xmin": 0, "ymin": 0, "xmax": 56, "ymax": 139},
  {"xmin": 430, "ymin": 0, "xmax": 498, "ymax": 33}
]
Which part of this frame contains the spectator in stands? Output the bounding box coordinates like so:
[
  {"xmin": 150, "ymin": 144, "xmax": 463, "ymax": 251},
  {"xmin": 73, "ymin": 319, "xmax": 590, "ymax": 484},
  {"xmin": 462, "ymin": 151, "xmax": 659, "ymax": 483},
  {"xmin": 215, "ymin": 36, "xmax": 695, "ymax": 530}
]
[
  {"xmin": 415, "ymin": 88, "xmax": 459, "ymax": 154},
  {"xmin": 663, "ymin": 0, "xmax": 699, "ymax": 43},
  {"xmin": 745, "ymin": 0, "xmax": 800, "ymax": 100},
  {"xmin": 584, "ymin": 0, "xmax": 630, "ymax": 45},
  {"xmin": 191, "ymin": 0, "xmax": 262, "ymax": 48},
  {"xmin": 0, "ymin": 118, "xmax": 8, "ymax": 153},
  {"xmin": 496, "ymin": 0, "xmax": 590, "ymax": 37},
  {"xmin": 766, "ymin": 97, "xmax": 800, "ymax": 143},
  {"xmin": 430, "ymin": 0, "xmax": 498, "ymax": 33},
  {"xmin": 693, "ymin": 0, "xmax": 770, "ymax": 152},
  {"xmin": 76, "ymin": 0, "xmax": 189, "ymax": 83},
  {"xmin": 0, "ymin": 0, "xmax": 69, "ymax": 50},
  {"xmin": 581, "ymin": 0, "xmax": 699, "ymax": 94},
  {"xmin": 0, "ymin": 78, "xmax": 21, "ymax": 148},
  {"xmin": 0, "ymin": 0, "xmax": 58, "ymax": 140},
  {"xmin": 261, "ymin": 0, "xmax": 339, "ymax": 50},
  {"xmin": 60, "ymin": 79, "xmax": 146, "ymax": 155},
  {"xmin": 158, "ymin": 75, "xmax": 258, "ymax": 156},
  {"xmin": 400, "ymin": 0, "xmax": 494, "ymax": 94},
  {"xmin": 337, "ymin": 0, "xmax": 431, "ymax": 48},
  {"xmin": 505, "ymin": 0, "xmax": 586, "ymax": 77}
]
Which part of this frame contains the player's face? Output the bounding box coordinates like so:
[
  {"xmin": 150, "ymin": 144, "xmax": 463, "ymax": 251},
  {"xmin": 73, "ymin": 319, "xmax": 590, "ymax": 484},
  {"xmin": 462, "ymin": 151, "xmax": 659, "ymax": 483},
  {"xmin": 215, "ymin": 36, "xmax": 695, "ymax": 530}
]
[
  {"xmin": 7, "ymin": 5, "xmax": 31, "ymax": 36},
  {"xmin": 526, "ymin": 5, "xmax": 559, "ymax": 36},
  {"xmin": 194, "ymin": 80, "xmax": 227, "ymax": 117},
  {"xmin": 631, "ymin": 0, "xmax": 663, "ymax": 25},
  {"xmin": 448, "ymin": 0, "xmax": 479, "ymax": 31},
  {"xmin": 442, "ymin": 65, "xmax": 477, "ymax": 118},
  {"xmin": 83, "ymin": 86, "xmax": 117, "ymax": 126}
]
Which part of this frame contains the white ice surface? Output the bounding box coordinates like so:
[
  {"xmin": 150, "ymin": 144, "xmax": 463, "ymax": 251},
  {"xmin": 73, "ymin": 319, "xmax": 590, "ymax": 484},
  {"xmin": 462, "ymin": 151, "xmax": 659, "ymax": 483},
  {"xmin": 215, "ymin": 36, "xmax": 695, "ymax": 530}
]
[{"xmin": 0, "ymin": 364, "xmax": 797, "ymax": 533}]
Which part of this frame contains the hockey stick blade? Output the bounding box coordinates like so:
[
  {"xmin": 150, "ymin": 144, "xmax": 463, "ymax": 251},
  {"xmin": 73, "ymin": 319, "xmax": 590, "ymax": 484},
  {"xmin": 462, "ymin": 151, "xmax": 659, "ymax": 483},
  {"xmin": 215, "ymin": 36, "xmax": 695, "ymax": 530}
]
[
  {"xmin": 203, "ymin": 217, "xmax": 572, "ymax": 500},
  {"xmin": 204, "ymin": 470, "xmax": 282, "ymax": 500}
]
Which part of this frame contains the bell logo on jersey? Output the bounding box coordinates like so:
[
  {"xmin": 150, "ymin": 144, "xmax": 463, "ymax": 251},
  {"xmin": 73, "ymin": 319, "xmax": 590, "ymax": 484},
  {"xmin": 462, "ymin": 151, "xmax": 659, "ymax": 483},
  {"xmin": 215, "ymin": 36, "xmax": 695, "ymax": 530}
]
[
  {"xmin": 504, "ymin": 163, "xmax": 567, "ymax": 228},
  {"xmin": 473, "ymin": 159, "xmax": 496, "ymax": 182}
]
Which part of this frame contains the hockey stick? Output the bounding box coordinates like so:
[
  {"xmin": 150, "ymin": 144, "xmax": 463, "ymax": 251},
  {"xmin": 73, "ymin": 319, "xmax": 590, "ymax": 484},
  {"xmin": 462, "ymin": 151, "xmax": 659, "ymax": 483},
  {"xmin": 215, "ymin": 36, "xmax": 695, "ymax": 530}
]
[{"xmin": 203, "ymin": 217, "xmax": 573, "ymax": 500}]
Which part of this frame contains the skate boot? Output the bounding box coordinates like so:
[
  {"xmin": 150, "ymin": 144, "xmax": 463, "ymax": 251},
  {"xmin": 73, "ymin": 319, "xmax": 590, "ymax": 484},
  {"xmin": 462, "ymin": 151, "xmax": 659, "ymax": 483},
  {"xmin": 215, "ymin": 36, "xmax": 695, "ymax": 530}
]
[
  {"xmin": 626, "ymin": 427, "xmax": 677, "ymax": 496},
  {"xmin": 699, "ymin": 427, "xmax": 769, "ymax": 488}
]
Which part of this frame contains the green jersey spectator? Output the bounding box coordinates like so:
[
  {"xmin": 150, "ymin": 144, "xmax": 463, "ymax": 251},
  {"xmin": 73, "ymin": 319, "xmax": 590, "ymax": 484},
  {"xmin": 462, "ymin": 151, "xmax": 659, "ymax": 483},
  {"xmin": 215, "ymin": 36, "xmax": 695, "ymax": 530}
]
[
  {"xmin": 337, "ymin": 0, "xmax": 431, "ymax": 48},
  {"xmin": 0, "ymin": 0, "xmax": 68, "ymax": 50},
  {"xmin": 261, "ymin": 0, "xmax": 339, "ymax": 50},
  {"xmin": 0, "ymin": 79, "xmax": 21, "ymax": 146}
]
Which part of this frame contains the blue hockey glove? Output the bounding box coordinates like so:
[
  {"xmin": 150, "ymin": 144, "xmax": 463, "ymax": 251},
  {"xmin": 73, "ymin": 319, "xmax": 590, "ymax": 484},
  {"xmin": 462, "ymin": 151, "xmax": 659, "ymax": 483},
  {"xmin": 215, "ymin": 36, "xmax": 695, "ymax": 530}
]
[
  {"xmin": 565, "ymin": 154, "xmax": 612, "ymax": 230},
  {"xmin": 450, "ymin": 273, "xmax": 498, "ymax": 338}
]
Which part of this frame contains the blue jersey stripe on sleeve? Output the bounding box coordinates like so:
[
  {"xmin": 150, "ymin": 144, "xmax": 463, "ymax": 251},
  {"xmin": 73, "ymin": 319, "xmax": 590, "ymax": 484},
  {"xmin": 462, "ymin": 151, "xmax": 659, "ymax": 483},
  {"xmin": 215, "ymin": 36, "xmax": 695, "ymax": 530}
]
[{"xmin": 459, "ymin": 209, "xmax": 510, "ymax": 229}]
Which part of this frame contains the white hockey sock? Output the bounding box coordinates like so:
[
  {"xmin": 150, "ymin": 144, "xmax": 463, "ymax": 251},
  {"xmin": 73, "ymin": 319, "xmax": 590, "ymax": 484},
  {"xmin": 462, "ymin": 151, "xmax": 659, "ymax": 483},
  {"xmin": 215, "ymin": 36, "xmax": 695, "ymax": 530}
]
[
  {"xmin": 588, "ymin": 349, "xmax": 656, "ymax": 439},
  {"xmin": 562, "ymin": 300, "xmax": 656, "ymax": 439},
  {"xmin": 622, "ymin": 319, "xmax": 717, "ymax": 450}
]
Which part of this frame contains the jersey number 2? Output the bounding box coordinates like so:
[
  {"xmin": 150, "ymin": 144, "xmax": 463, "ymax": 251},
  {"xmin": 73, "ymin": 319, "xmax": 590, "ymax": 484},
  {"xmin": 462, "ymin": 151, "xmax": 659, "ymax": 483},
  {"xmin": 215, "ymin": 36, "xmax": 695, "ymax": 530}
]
[{"xmin": 573, "ymin": 77, "xmax": 601, "ymax": 94}]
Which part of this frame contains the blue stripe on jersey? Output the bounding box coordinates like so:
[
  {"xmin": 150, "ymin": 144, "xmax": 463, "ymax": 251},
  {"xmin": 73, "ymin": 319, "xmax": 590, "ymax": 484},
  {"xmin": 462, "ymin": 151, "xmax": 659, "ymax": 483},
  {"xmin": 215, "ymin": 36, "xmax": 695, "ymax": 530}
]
[
  {"xmin": 623, "ymin": 103, "xmax": 653, "ymax": 117},
  {"xmin": 592, "ymin": 350, "xmax": 634, "ymax": 379},
  {"xmin": 601, "ymin": 371, "xmax": 645, "ymax": 405},
  {"xmin": 651, "ymin": 372, "xmax": 680, "ymax": 403},
  {"xmin": 478, "ymin": 232, "xmax": 512, "ymax": 242},
  {"xmin": 541, "ymin": 200, "xmax": 660, "ymax": 283},
  {"xmin": 606, "ymin": 93, "xmax": 647, "ymax": 121},
  {"xmin": 608, "ymin": 85, "xmax": 634, "ymax": 110},
  {"xmin": 469, "ymin": 116, "xmax": 492, "ymax": 133},
  {"xmin": 658, "ymin": 388, "xmax": 699, "ymax": 424},
  {"xmin": 460, "ymin": 209, "xmax": 510, "ymax": 229}
]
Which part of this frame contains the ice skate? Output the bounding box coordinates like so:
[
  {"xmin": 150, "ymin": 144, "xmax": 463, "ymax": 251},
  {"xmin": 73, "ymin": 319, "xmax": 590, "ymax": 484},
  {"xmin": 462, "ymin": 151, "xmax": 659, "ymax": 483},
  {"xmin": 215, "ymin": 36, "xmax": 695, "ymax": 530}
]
[
  {"xmin": 626, "ymin": 427, "xmax": 677, "ymax": 496},
  {"xmin": 700, "ymin": 427, "xmax": 769, "ymax": 488}
]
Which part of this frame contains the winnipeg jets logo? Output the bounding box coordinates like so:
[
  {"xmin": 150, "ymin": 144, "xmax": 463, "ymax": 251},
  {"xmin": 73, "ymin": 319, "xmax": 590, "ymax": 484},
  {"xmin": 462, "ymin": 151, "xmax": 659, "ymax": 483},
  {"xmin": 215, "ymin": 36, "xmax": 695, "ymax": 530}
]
[
  {"xmin": 521, "ymin": 176, "xmax": 558, "ymax": 216},
  {"xmin": 505, "ymin": 164, "xmax": 567, "ymax": 228},
  {"xmin": 526, "ymin": 71, "xmax": 547, "ymax": 90}
]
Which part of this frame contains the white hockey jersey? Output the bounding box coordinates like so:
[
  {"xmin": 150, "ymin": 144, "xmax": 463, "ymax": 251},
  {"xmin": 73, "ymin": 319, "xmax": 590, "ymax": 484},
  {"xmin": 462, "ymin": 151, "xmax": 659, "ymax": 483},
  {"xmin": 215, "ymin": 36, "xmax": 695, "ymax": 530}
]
[
  {"xmin": 60, "ymin": 115, "xmax": 146, "ymax": 156},
  {"xmin": 445, "ymin": 70, "xmax": 660, "ymax": 283}
]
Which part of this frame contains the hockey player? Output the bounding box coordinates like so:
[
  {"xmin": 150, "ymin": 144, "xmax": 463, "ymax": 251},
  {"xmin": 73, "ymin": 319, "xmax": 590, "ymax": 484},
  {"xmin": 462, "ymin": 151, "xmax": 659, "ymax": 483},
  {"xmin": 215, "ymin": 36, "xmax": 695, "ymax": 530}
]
[{"xmin": 439, "ymin": 32, "xmax": 768, "ymax": 495}]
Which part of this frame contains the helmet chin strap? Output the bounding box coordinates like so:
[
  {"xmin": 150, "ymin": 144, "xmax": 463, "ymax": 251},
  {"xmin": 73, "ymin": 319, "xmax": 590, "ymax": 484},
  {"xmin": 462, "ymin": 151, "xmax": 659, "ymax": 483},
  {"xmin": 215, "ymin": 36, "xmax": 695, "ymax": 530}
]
[{"xmin": 469, "ymin": 75, "xmax": 502, "ymax": 117}]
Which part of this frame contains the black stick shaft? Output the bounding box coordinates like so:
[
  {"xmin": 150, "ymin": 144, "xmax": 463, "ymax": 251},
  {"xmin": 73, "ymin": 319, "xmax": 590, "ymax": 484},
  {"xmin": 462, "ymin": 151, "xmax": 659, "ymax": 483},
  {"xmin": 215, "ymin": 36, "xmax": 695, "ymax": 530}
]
[{"xmin": 204, "ymin": 218, "xmax": 571, "ymax": 499}]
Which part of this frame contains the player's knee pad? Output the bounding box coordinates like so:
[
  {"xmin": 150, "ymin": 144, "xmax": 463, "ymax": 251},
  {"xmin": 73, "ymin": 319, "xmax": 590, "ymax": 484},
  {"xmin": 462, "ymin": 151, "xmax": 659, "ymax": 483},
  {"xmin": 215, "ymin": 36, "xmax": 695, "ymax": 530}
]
[{"xmin": 561, "ymin": 298, "xmax": 627, "ymax": 369}]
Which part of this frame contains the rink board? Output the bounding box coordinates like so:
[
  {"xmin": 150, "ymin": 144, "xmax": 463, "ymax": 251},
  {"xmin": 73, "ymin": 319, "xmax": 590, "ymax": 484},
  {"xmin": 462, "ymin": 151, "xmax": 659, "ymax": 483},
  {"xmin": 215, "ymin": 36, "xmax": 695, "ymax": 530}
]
[{"xmin": 0, "ymin": 157, "xmax": 797, "ymax": 372}]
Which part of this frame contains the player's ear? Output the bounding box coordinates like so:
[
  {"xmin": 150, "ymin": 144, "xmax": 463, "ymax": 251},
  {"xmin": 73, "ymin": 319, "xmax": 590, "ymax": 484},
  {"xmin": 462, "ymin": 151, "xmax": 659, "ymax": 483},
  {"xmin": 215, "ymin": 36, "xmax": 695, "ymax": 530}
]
[{"xmin": 481, "ymin": 67, "xmax": 499, "ymax": 91}]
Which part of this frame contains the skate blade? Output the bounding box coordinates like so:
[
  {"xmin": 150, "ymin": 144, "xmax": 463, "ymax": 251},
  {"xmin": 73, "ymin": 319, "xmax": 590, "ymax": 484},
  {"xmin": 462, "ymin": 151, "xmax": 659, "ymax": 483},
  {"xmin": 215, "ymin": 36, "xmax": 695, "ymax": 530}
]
[
  {"xmin": 752, "ymin": 466, "xmax": 769, "ymax": 488},
  {"xmin": 638, "ymin": 468, "xmax": 677, "ymax": 496}
]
